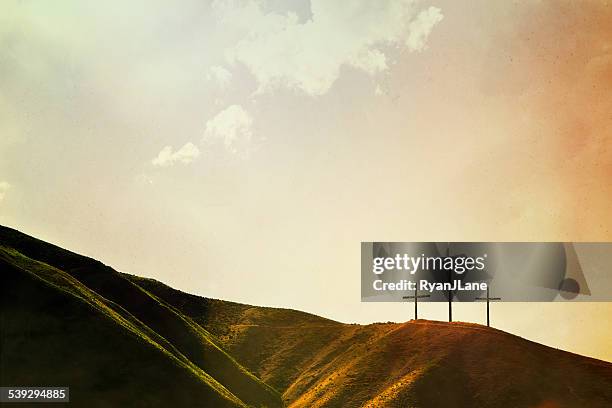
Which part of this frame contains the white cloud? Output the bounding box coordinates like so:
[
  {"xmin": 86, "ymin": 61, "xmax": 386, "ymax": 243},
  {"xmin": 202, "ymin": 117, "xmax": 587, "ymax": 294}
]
[
  {"xmin": 152, "ymin": 142, "xmax": 200, "ymax": 167},
  {"xmin": 212, "ymin": 0, "xmax": 444, "ymax": 96},
  {"xmin": 0, "ymin": 181, "xmax": 10, "ymax": 202},
  {"xmin": 203, "ymin": 105, "xmax": 253, "ymax": 154},
  {"xmin": 207, "ymin": 65, "xmax": 233, "ymax": 88},
  {"xmin": 406, "ymin": 7, "xmax": 444, "ymax": 52}
]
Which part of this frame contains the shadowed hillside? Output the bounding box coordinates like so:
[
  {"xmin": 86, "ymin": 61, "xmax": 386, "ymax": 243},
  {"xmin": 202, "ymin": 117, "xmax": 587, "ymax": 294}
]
[
  {"xmin": 2, "ymin": 226, "xmax": 612, "ymax": 407},
  {"xmin": 0, "ymin": 226, "xmax": 282, "ymax": 408}
]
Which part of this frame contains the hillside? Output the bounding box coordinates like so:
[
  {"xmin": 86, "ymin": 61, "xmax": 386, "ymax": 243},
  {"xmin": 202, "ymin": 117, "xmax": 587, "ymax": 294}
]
[
  {"xmin": 0, "ymin": 226, "xmax": 282, "ymax": 408},
  {"xmin": 2, "ymin": 225, "xmax": 612, "ymax": 407},
  {"xmin": 131, "ymin": 272, "xmax": 612, "ymax": 408}
]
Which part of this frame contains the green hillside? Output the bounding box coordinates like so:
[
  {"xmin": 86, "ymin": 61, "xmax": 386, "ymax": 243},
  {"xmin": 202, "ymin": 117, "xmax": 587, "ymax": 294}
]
[
  {"xmin": 0, "ymin": 226, "xmax": 282, "ymax": 408},
  {"xmin": 2, "ymin": 225, "xmax": 612, "ymax": 407}
]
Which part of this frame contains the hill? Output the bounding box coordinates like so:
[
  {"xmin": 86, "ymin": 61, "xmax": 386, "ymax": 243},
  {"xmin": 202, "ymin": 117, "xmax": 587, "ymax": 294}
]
[
  {"xmin": 2, "ymin": 225, "xmax": 612, "ymax": 407},
  {"xmin": 131, "ymin": 271, "xmax": 612, "ymax": 408},
  {"xmin": 0, "ymin": 226, "xmax": 282, "ymax": 407}
]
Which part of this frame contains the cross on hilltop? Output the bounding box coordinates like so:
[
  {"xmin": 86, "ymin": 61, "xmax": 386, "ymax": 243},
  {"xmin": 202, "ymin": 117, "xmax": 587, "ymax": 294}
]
[
  {"xmin": 445, "ymin": 244, "xmax": 466, "ymax": 322},
  {"xmin": 475, "ymin": 285, "xmax": 502, "ymax": 327},
  {"xmin": 403, "ymin": 286, "xmax": 430, "ymax": 320}
]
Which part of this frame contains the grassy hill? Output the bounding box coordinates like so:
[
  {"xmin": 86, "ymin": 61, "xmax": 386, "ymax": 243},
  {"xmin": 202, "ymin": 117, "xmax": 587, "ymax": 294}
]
[
  {"xmin": 2, "ymin": 225, "xmax": 612, "ymax": 407},
  {"xmin": 131, "ymin": 270, "xmax": 612, "ymax": 408},
  {"xmin": 0, "ymin": 226, "xmax": 282, "ymax": 407}
]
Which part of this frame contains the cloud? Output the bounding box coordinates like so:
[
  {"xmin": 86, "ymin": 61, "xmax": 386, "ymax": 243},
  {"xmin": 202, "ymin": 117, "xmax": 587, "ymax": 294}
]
[
  {"xmin": 407, "ymin": 7, "xmax": 444, "ymax": 52},
  {"xmin": 203, "ymin": 104, "xmax": 253, "ymax": 154},
  {"xmin": 152, "ymin": 105, "xmax": 253, "ymax": 167},
  {"xmin": 206, "ymin": 65, "xmax": 233, "ymax": 88},
  {"xmin": 152, "ymin": 142, "xmax": 200, "ymax": 167},
  {"xmin": 212, "ymin": 0, "xmax": 444, "ymax": 96},
  {"xmin": 0, "ymin": 181, "xmax": 10, "ymax": 202}
]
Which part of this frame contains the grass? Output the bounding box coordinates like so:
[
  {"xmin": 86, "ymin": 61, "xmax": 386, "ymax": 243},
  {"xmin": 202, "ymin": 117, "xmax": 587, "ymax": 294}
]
[
  {"xmin": 2, "ymin": 224, "xmax": 612, "ymax": 407},
  {"xmin": 0, "ymin": 225, "xmax": 283, "ymax": 408},
  {"xmin": 1, "ymin": 249, "xmax": 245, "ymax": 407}
]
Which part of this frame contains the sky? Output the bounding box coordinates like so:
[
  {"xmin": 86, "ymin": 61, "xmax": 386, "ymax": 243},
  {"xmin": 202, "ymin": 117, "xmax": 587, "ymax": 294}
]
[{"xmin": 1, "ymin": 0, "xmax": 611, "ymax": 361}]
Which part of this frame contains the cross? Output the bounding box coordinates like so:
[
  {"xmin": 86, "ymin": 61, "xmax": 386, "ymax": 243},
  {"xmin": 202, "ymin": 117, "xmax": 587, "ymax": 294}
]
[
  {"xmin": 447, "ymin": 267, "xmax": 453, "ymax": 322},
  {"xmin": 403, "ymin": 286, "xmax": 430, "ymax": 320},
  {"xmin": 475, "ymin": 285, "xmax": 502, "ymax": 327},
  {"xmin": 444, "ymin": 244, "xmax": 466, "ymax": 322}
]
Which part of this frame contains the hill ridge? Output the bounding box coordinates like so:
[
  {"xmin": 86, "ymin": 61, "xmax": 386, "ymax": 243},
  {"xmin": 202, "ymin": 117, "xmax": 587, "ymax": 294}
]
[{"xmin": 2, "ymin": 225, "xmax": 611, "ymax": 407}]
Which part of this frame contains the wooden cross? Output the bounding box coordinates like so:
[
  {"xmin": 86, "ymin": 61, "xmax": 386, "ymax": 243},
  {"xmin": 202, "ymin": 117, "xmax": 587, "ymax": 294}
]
[
  {"xmin": 445, "ymin": 245, "xmax": 453, "ymax": 322},
  {"xmin": 475, "ymin": 285, "xmax": 502, "ymax": 327},
  {"xmin": 445, "ymin": 244, "xmax": 466, "ymax": 322},
  {"xmin": 447, "ymin": 268, "xmax": 453, "ymax": 322},
  {"xmin": 403, "ymin": 287, "xmax": 431, "ymax": 320}
]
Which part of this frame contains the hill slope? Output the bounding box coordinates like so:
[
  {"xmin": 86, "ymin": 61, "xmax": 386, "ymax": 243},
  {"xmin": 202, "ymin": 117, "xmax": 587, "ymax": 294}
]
[
  {"xmin": 132, "ymin": 276, "xmax": 612, "ymax": 408},
  {"xmin": 2, "ymin": 225, "xmax": 612, "ymax": 407},
  {"xmin": 0, "ymin": 226, "xmax": 282, "ymax": 408}
]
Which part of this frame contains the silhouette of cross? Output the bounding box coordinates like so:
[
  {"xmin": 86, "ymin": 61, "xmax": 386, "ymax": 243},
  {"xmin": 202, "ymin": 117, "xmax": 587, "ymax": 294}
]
[
  {"xmin": 402, "ymin": 287, "xmax": 430, "ymax": 320},
  {"xmin": 444, "ymin": 244, "xmax": 466, "ymax": 322},
  {"xmin": 475, "ymin": 285, "xmax": 502, "ymax": 327}
]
